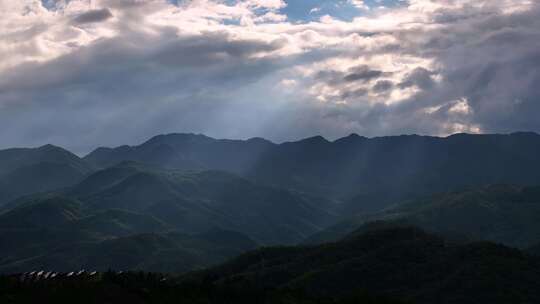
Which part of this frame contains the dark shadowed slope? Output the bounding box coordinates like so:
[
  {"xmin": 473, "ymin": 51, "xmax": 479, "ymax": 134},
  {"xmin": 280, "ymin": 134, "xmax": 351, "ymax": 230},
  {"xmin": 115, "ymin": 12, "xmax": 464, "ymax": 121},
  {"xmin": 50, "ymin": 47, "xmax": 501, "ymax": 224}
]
[
  {"xmin": 0, "ymin": 162, "xmax": 337, "ymax": 273},
  {"xmin": 3, "ymin": 225, "xmax": 539, "ymax": 304},
  {"xmin": 527, "ymin": 243, "xmax": 540, "ymax": 256},
  {"xmin": 0, "ymin": 195, "xmax": 258, "ymax": 274},
  {"xmin": 306, "ymin": 184, "xmax": 540, "ymax": 248},
  {"xmin": 0, "ymin": 272, "xmax": 406, "ymax": 304},
  {"xmin": 0, "ymin": 230, "xmax": 258, "ymax": 274},
  {"xmin": 187, "ymin": 225, "xmax": 540, "ymax": 304},
  {"xmin": 65, "ymin": 162, "xmax": 338, "ymax": 245}
]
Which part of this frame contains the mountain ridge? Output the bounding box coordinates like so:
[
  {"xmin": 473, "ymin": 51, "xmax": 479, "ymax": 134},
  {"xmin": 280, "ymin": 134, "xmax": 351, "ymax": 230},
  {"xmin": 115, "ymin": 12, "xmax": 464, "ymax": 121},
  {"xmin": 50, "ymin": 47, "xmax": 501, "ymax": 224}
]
[
  {"xmin": 4, "ymin": 131, "xmax": 540, "ymax": 217},
  {"xmin": 305, "ymin": 184, "xmax": 540, "ymax": 248}
]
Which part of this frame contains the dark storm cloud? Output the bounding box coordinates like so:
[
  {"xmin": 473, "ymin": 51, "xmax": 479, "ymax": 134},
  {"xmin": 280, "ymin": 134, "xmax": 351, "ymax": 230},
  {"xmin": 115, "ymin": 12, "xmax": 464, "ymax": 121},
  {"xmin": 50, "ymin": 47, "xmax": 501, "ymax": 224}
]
[
  {"xmin": 399, "ymin": 68, "xmax": 436, "ymax": 90},
  {"xmin": 149, "ymin": 32, "xmax": 286, "ymax": 68},
  {"xmin": 314, "ymin": 65, "xmax": 387, "ymax": 89},
  {"xmin": 372, "ymin": 80, "xmax": 394, "ymax": 93},
  {"xmin": 0, "ymin": 30, "xmax": 285, "ymax": 94},
  {"xmin": 341, "ymin": 88, "xmax": 368, "ymax": 99},
  {"xmin": 343, "ymin": 65, "xmax": 384, "ymax": 83},
  {"xmin": 72, "ymin": 8, "xmax": 113, "ymax": 24}
]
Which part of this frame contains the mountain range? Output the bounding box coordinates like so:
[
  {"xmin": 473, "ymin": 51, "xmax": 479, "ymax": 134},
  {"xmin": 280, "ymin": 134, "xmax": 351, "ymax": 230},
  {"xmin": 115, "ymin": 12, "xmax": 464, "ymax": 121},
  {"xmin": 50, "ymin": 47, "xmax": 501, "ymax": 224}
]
[
  {"xmin": 2, "ymin": 132, "xmax": 540, "ymax": 275},
  {"xmin": 4, "ymin": 131, "xmax": 540, "ymax": 209},
  {"xmin": 83, "ymin": 132, "xmax": 540, "ymax": 213},
  {"xmin": 0, "ymin": 162, "xmax": 334, "ymax": 273}
]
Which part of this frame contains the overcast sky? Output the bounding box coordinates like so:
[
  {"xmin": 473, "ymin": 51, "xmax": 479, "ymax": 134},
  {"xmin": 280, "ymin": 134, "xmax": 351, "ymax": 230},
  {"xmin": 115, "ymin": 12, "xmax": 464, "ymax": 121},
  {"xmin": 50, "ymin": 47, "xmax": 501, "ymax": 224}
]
[{"xmin": 1, "ymin": 0, "xmax": 539, "ymax": 154}]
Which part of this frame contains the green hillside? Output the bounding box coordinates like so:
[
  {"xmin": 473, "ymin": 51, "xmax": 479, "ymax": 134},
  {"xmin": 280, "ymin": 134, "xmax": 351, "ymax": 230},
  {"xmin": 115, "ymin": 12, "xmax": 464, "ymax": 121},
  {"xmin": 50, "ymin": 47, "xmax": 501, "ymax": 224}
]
[{"xmin": 306, "ymin": 184, "xmax": 540, "ymax": 248}]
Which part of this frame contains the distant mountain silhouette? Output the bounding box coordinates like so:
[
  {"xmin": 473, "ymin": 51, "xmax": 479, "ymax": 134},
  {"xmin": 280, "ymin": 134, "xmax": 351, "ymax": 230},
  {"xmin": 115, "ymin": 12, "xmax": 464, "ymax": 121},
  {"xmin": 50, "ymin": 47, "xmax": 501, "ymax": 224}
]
[
  {"xmin": 248, "ymin": 132, "xmax": 540, "ymax": 213},
  {"xmin": 84, "ymin": 132, "xmax": 540, "ymax": 214},
  {"xmin": 0, "ymin": 145, "xmax": 93, "ymax": 204},
  {"xmin": 0, "ymin": 144, "xmax": 90, "ymax": 175},
  {"xmin": 3, "ymin": 132, "xmax": 540, "ymax": 214},
  {"xmin": 84, "ymin": 133, "xmax": 274, "ymax": 173}
]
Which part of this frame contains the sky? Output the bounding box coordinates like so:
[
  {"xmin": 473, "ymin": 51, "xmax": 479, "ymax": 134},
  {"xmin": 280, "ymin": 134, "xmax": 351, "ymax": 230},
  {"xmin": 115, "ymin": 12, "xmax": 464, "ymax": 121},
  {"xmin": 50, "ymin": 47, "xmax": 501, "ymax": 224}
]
[{"xmin": 0, "ymin": 0, "xmax": 539, "ymax": 154}]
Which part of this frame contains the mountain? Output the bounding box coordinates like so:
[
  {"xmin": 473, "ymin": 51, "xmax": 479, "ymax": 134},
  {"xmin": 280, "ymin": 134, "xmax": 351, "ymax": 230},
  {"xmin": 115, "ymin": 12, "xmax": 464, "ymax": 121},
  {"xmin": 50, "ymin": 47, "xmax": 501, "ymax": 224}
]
[
  {"xmin": 0, "ymin": 196, "xmax": 83, "ymax": 229},
  {"xmin": 4, "ymin": 132, "xmax": 540, "ymax": 214},
  {"xmin": 65, "ymin": 162, "xmax": 338, "ymax": 245},
  {"xmin": 249, "ymin": 132, "xmax": 540, "ymax": 213},
  {"xmin": 0, "ymin": 144, "xmax": 90, "ymax": 175},
  {"xmin": 3, "ymin": 132, "xmax": 540, "ymax": 277},
  {"xmin": 0, "ymin": 162, "xmax": 337, "ymax": 273},
  {"xmin": 0, "ymin": 145, "xmax": 93, "ymax": 205},
  {"xmin": 84, "ymin": 133, "xmax": 274, "ymax": 173},
  {"xmin": 306, "ymin": 184, "xmax": 540, "ymax": 248},
  {"xmin": 83, "ymin": 132, "xmax": 540, "ymax": 214},
  {"xmin": 0, "ymin": 196, "xmax": 166, "ymax": 269},
  {"xmin": 0, "ymin": 162, "xmax": 337, "ymax": 245},
  {"xmin": 184, "ymin": 225, "xmax": 540, "ymax": 304},
  {"xmin": 0, "ymin": 195, "xmax": 258, "ymax": 274}
]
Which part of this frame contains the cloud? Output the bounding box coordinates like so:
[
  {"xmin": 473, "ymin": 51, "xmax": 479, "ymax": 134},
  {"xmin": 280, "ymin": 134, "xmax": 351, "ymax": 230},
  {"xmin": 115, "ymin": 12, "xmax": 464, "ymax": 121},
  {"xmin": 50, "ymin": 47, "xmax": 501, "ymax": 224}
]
[
  {"xmin": 72, "ymin": 8, "xmax": 113, "ymax": 24},
  {"xmin": 344, "ymin": 65, "xmax": 384, "ymax": 83},
  {"xmin": 0, "ymin": 0, "xmax": 539, "ymax": 153},
  {"xmin": 372, "ymin": 80, "xmax": 394, "ymax": 93},
  {"xmin": 399, "ymin": 67, "xmax": 436, "ymax": 90}
]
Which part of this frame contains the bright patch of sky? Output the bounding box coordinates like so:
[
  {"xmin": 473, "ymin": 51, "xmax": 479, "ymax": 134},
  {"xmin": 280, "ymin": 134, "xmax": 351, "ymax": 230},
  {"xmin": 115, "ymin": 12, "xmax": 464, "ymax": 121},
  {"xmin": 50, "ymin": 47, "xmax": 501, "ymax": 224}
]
[
  {"xmin": 282, "ymin": 0, "xmax": 407, "ymax": 21},
  {"xmin": 164, "ymin": 0, "xmax": 407, "ymax": 21},
  {"xmin": 40, "ymin": 0, "xmax": 60, "ymax": 9}
]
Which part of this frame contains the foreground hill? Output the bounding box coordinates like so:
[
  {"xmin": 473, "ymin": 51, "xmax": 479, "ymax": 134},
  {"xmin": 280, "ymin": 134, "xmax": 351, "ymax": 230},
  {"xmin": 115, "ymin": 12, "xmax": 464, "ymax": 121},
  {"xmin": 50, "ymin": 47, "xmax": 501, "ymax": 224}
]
[
  {"xmin": 2, "ymin": 226, "xmax": 539, "ymax": 304},
  {"xmin": 185, "ymin": 225, "xmax": 540, "ymax": 304},
  {"xmin": 84, "ymin": 132, "xmax": 540, "ymax": 214},
  {"xmin": 306, "ymin": 184, "xmax": 540, "ymax": 248}
]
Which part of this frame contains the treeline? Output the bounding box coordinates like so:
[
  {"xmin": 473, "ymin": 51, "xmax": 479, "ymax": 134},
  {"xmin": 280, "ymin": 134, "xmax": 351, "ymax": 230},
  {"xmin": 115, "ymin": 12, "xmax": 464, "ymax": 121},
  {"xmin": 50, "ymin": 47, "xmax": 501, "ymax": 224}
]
[{"xmin": 0, "ymin": 271, "xmax": 407, "ymax": 304}]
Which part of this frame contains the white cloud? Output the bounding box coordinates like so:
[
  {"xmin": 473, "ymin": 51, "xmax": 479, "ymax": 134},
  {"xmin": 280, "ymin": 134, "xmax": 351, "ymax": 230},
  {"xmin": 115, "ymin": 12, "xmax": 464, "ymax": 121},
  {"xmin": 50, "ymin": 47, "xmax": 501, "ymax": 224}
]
[
  {"xmin": 348, "ymin": 0, "xmax": 369, "ymax": 10},
  {"xmin": 448, "ymin": 98, "xmax": 472, "ymax": 115}
]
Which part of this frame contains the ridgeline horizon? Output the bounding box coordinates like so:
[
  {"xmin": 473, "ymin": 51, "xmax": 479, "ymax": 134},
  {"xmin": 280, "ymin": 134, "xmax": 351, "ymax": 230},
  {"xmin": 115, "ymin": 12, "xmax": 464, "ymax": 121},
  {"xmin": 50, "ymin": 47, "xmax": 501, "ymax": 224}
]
[{"xmin": 2, "ymin": 131, "xmax": 538, "ymax": 157}]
